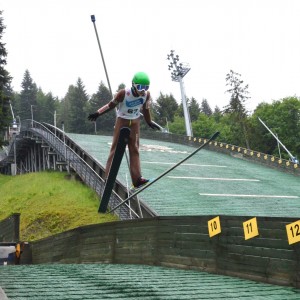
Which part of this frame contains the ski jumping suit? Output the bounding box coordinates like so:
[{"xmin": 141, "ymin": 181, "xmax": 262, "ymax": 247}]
[{"xmin": 105, "ymin": 88, "xmax": 152, "ymax": 187}]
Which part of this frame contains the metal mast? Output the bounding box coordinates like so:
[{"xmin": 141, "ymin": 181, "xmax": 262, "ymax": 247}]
[
  {"xmin": 258, "ymin": 117, "xmax": 298, "ymax": 164},
  {"xmin": 167, "ymin": 50, "xmax": 193, "ymax": 137}
]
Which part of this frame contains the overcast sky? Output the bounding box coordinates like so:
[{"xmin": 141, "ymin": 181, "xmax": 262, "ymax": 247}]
[{"xmin": 2, "ymin": 0, "xmax": 300, "ymax": 112}]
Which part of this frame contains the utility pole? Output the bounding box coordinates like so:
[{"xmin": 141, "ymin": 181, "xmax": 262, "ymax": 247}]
[
  {"xmin": 31, "ymin": 105, "xmax": 35, "ymax": 127},
  {"xmin": 12, "ymin": 132, "xmax": 17, "ymax": 176},
  {"xmin": 54, "ymin": 110, "xmax": 57, "ymax": 137}
]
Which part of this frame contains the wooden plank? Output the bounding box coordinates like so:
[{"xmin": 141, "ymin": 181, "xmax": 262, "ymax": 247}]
[
  {"xmin": 217, "ymin": 235, "xmax": 293, "ymax": 250},
  {"xmin": 159, "ymin": 254, "xmax": 216, "ymax": 269},
  {"xmin": 158, "ymin": 239, "xmax": 215, "ymax": 251},
  {"xmin": 219, "ymin": 244, "xmax": 297, "ymax": 260},
  {"xmin": 157, "ymin": 247, "xmax": 216, "ymax": 259},
  {"xmin": 216, "ymin": 253, "xmax": 296, "ymax": 276},
  {"xmin": 159, "ymin": 261, "xmax": 217, "ymax": 273}
]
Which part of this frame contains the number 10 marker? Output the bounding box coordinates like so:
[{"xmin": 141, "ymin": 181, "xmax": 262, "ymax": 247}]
[{"xmin": 208, "ymin": 216, "xmax": 221, "ymax": 237}]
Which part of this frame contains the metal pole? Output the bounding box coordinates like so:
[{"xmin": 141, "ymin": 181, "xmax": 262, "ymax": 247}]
[
  {"xmin": 62, "ymin": 122, "xmax": 66, "ymax": 158},
  {"xmin": 258, "ymin": 117, "xmax": 297, "ymax": 162},
  {"xmin": 90, "ymin": 15, "xmax": 163, "ymax": 132},
  {"xmin": 13, "ymin": 134, "xmax": 17, "ymax": 176},
  {"xmin": 276, "ymin": 133, "xmax": 282, "ymax": 160},
  {"xmin": 61, "ymin": 121, "xmax": 70, "ymax": 173},
  {"xmin": 179, "ymin": 77, "xmax": 193, "ymax": 137},
  {"xmin": 54, "ymin": 110, "xmax": 57, "ymax": 137},
  {"xmin": 167, "ymin": 50, "xmax": 193, "ymax": 137},
  {"xmin": 90, "ymin": 14, "xmax": 135, "ymax": 179},
  {"xmin": 31, "ymin": 105, "xmax": 34, "ymax": 127},
  {"xmin": 91, "ymin": 15, "xmax": 113, "ymax": 97},
  {"xmin": 9, "ymin": 100, "xmax": 15, "ymax": 119},
  {"xmin": 165, "ymin": 117, "xmax": 169, "ymax": 133},
  {"xmin": 17, "ymin": 116, "xmax": 21, "ymax": 131}
]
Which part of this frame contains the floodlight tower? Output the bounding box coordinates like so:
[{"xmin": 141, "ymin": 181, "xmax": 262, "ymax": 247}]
[{"xmin": 167, "ymin": 50, "xmax": 193, "ymax": 137}]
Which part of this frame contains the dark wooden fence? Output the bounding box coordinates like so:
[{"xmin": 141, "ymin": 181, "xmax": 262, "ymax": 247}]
[
  {"xmin": 0, "ymin": 213, "xmax": 20, "ymax": 242},
  {"xmin": 31, "ymin": 215, "xmax": 300, "ymax": 288}
]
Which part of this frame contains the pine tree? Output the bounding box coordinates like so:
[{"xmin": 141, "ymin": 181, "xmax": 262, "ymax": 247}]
[
  {"xmin": 224, "ymin": 70, "xmax": 250, "ymax": 148},
  {"xmin": 88, "ymin": 81, "xmax": 115, "ymax": 133},
  {"xmin": 36, "ymin": 88, "xmax": 57, "ymax": 124},
  {"xmin": 189, "ymin": 97, "xmax": 201, "ymax": 122},
  {"xmin": 152, "ymin": 92, "xmax": 178, "ymax": 126},
  {"xmin": 200, "ymin": 99, "xmax": 212, "ymax": 116},
  {"xmin": 67, "ymin": 78, "xmax": 89, "ymax": 133},
  {"xmin": 57, "ymin": 86, "xmax": 73, "ymax": 131},
  {"xmin": 213, "ymin": 106, "xmax": 222, "ymax": 122},
  {"xmin": 17, "ymin": 70, "xmax": 38, "ymax": 122},
  {"xmin": 0, "ymin": 11, "xmax": 12, "ymax": 146}
]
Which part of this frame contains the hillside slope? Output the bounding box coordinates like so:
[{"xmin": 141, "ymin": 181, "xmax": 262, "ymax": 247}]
[{"xmin": 0, "ymin": 171, "xmax": 117, "ymax": 241}]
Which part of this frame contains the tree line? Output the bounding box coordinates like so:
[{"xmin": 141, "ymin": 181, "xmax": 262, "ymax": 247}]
[{"xmin": 0, "ymin": 11, "xmax": 299, "ymax": 162}]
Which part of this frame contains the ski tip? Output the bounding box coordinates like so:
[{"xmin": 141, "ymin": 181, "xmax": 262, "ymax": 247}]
[{"xmin": 211, "ymin": 131, "xmax": 220, "ymax": 140}]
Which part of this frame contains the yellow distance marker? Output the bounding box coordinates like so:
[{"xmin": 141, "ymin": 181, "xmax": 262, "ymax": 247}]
[
  {"xmin": 208, "ymin": 216, "xmax": 221, "ymax": 237},
  {"xmin": 286, "ymin": 220, "xmax": 300, "ymax": 245},
  {"xmin": 243, "ymin": 217, "xmax": 259, "ymax": 240}
]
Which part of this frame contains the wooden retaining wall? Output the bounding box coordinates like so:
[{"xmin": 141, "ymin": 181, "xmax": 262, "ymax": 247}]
[
  {"xmin": 0, "ymin": 213, "xmax": 20, "ymax": 242},
  {"xmin": 31, "ymin": 215, "xmax": 300, "ymax": 288}
]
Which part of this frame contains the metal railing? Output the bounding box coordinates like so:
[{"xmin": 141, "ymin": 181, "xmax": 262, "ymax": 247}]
[{"xmin": 20, "ymin": 120, "xmax": 141, "ymax": 220}]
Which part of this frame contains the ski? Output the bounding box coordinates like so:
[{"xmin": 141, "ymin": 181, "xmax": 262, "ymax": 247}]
[
  {"xmin": 98, "ymin": 127, "xmax": 131, "ymax": 213},
  {"xmin": 109, "ymin": 131, "xmax": 220, "ymax": 213}
]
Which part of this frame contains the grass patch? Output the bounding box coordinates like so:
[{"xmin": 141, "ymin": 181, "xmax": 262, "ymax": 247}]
[{"xmin": 0, "ymin": 171, "xmax": 118, "ymax": 241}]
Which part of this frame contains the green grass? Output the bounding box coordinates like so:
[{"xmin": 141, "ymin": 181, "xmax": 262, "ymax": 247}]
[{"xmin": 0, "ymin": 171, "xmax": 118, "ymax": 241}]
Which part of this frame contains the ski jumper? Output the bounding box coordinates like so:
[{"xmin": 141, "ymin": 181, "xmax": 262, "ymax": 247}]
[{"xmin": 105, "ymin": 88, "xmax": 151, "ymax": 187}]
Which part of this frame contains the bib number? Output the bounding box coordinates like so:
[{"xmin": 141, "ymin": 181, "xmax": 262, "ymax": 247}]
[{"xmin": 127, "ymin": 109, "xmax": 139, "ymax": 114}]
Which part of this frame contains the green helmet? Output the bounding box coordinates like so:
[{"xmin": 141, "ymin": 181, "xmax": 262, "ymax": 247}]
[{"xmin": 132, "ymin": 72, "xmax": 150, "ymax": 85}]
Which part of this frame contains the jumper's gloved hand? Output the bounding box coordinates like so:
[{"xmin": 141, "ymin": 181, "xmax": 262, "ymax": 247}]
[
  {"xmin": 88, "ymin": 112, "xmax": 100, "ymax": 122},
  {"xmin": 148, "ymin": 121, "xmax": 161, "ymax": 131}
]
